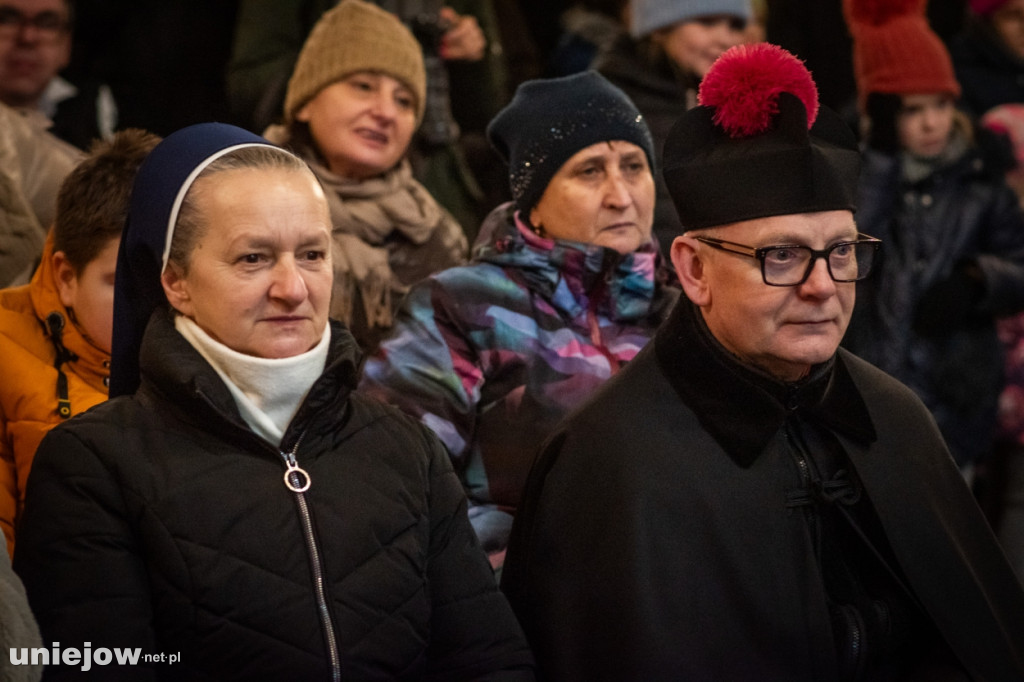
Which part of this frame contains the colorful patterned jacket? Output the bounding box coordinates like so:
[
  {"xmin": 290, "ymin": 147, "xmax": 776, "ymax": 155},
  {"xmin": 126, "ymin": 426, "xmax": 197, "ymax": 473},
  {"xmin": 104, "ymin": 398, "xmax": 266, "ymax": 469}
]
[{"xmin": 360, "ymin": 203, "xmax": 678, "ymax": 558}]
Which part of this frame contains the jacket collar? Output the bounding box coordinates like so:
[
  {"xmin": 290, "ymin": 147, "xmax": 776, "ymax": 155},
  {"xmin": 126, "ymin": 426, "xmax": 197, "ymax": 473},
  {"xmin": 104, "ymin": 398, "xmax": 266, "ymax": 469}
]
[
  {"xmin": 137, "ymin": 308, "xmax": 361, "ymax": 448},
  {"xmin": 654, "ymin": 298, "xmax": 877, "ymax": 467},
  {"xmin": 595, "ymin": 34, "xmax": 698, "ymax": 101},
  {"xmin": 472, "ymin": 202, "xmax": 663, "ymax": 322},
  {"xmin": 29, "ymin": 234, "xmax": 110, "ymax": 393}
]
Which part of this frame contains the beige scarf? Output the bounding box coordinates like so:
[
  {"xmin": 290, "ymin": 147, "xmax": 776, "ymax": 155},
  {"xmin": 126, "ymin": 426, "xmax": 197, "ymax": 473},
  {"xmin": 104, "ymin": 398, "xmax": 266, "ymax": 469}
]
[
  {"xmin": 262, "ymin": 125, "xmax": 466, "ymax": 334},
  {"xmin": 313, "ymin": 158, "xmax": 448, "ymax": 330}
]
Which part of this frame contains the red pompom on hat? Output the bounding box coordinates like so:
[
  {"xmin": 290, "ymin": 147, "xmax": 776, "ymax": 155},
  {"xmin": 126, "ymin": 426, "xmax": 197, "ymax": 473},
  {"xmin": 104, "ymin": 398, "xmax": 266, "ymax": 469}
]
[
  {"xmin": 699, "ymin": 43, "xmax": 819, "ymax": 137},
  {"xmin": 662, "ymin": 43, "xmax": 861, "ymax": 231},
  {"xmin": 843, "ymin": 0, "xmax": 960, "ymax": 110}
]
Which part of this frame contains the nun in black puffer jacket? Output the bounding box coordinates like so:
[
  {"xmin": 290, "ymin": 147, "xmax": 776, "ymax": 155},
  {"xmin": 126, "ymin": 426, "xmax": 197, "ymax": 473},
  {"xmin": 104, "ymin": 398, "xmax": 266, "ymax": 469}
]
[{"xmin": 12, "ymin": 123, "xmax": 534, "ymax": 682}]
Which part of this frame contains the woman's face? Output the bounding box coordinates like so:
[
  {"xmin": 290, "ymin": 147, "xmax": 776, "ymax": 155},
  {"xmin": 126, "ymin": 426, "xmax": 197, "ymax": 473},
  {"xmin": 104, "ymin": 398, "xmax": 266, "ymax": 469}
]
[
  {"xmin": 992, "ymin": 0, "xmax": 1024, "ymax": 60},
  {"xmin": 529, "ymin": 140, "xmax": 654, "ymax": 254},
  {"xmin": 296, "ymin": 71, "xmax": 417, "ymax": 180},
  {"xmin": 55, "ymin": 236, "xmax": 120, "ymax": 353},
  {"xmin": 654, "ymin": 15, "xmax": 747, "ymax": 79},
  {"xmin": 161, "ymin": 167, "xmax": 333, "ymax": 359},
  {"xmin": 897, "ymin": 93, "xmax": 955, "ymax": 158}
]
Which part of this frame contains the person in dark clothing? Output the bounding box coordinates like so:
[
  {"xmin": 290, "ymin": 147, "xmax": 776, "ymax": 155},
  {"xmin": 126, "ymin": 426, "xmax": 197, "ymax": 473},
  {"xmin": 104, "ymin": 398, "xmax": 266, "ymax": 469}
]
[
  {"xmin": 765, "ymin": 0, "xmax": 857, "ymax": 119},
  {"xmin": 501, "ymin": 43, "xmax": 1024, "ymax": 681},
  {"xmin": 841, "ymin": 0, "xmax": 1024, "ymax": 471},
  {"xmin": 594, "ymin": 0, "xmax": 751, "ymax": 254},
  {"xmin": 0, "ymin": 0, "xmax": 115, "ymax": 150},
  {"xmin": 951, "ymin": 0, "xmax": 1024, "ymax": 118},
  {"xmin": 13, "ymin": 123, "xmax": 535, "ymax": 680},
  {"xmin": 546, "ymin": 0, "xmax": 629, "ymax": 77},
  {"xmin": 61, "ymin": 0, "xmax": 240, "ymax": 137}
]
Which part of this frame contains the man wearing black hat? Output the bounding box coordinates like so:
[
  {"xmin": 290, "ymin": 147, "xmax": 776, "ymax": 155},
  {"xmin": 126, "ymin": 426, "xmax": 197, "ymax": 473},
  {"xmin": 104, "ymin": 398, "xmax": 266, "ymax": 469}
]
[{"xmin": 501, "ymin": 43, "xmax": 1024, "ymax": 681}]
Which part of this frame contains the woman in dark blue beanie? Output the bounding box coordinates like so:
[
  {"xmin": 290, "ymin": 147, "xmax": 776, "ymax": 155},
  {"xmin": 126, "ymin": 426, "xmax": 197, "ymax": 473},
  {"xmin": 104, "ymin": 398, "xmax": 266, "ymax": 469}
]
[
  {"xmin": 13, "ymin": 122, "xmax": 534, "ymax": 680},
  {"xmin": 361, "ymin": 71, "xmax": 678, "ymax": 574}
]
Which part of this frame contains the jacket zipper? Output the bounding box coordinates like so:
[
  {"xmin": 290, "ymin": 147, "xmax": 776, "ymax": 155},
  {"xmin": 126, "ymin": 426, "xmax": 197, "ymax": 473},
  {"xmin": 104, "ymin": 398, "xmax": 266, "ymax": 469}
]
[
  {"xmin": 194, "ymin": 389, "xmax": 343, "ymax": 680},
  {"xmin": 281, "ymin": 435, "xmax": 342, "ymax": 682},
  {"xmin": 834, "ymin": 603, "xmax": 865, "ymax": 681}
]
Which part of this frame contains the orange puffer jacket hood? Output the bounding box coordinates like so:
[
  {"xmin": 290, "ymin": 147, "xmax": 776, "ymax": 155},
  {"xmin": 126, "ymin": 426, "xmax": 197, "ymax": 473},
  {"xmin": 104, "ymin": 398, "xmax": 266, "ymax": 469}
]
[{"xmin": 0, "ymin": 233, "xmax": 109, "ymax": 557}]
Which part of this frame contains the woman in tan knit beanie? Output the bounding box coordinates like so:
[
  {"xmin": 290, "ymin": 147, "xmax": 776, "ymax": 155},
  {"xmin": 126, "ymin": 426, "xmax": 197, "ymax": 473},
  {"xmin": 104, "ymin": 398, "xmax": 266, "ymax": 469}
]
[{"xmin": 264, "ymin": 0, "xmax": 467, "ymax": 354}]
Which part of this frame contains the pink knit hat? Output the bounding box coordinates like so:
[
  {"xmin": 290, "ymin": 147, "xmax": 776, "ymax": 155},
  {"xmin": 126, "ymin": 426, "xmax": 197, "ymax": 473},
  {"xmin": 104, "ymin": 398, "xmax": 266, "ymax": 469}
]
[{"xmin": 982, "ymin": 104, "xmax": 1024, "ymax": 167}]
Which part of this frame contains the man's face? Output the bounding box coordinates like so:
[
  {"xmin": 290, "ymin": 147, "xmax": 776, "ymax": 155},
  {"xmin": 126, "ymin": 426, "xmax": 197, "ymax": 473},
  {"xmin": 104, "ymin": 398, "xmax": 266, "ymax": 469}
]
[
  {"xmin": 0, "ymin": 0, "xmax": 70, "ymax": 109},
  {"xmin": 672, "ymin": 210, "xmax": 858, "ymax": 382}
]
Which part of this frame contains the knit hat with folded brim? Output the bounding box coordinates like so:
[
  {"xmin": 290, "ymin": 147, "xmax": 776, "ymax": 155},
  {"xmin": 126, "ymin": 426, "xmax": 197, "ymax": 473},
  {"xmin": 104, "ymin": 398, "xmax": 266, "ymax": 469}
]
[
  {"xmin": 662, "ymin": 43, "xmax": 861, "ymax": 231},
  {"xmin": 843, "ymin": 0, "xmax": 961, "ymax": 111},
  {"xmin": 487, "ymin": 70, "xmax": 656, "ymax": 214},
  {"xmin": 284, "ymin": 0, "xmax": 426, "ymax": 124},
  {"xmin": 630, "ymin": 0, "xmax": 752, "ymax": 38}
]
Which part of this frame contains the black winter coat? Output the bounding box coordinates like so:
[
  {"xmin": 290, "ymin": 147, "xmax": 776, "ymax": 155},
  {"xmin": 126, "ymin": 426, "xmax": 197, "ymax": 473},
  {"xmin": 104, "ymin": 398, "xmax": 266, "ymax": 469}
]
[
  {"xmin": 14, "ymin": 310, "xmax": 534, "ymax": 681},
  {"xmin": 844, "ymin": 145, "xmax": 1024, "ymax": 466},
  {"xmin": 503, "ymin": 300, "xmax": 1024, "ymax": 681},
  {"xmin": 950, "ymin": 16, "xmax": 1024, "ymax": 119}
]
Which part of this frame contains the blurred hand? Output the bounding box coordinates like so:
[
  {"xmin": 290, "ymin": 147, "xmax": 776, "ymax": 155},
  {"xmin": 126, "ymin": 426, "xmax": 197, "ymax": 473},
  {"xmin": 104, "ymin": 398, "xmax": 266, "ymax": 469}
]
[{"xmin": 439, "ymin": 7, "xmax": 485, "ymax": 62}]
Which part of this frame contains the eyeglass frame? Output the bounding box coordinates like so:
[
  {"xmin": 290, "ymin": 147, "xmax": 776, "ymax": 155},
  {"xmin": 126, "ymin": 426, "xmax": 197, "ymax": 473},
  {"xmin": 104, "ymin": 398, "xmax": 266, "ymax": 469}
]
[
  {"xmin": 692, "ymin": 233, "xmax": 882, "ymax": 286},
  {"xmin": 0, "ymin": 5, "xmax": 71, "ymax": 41}
]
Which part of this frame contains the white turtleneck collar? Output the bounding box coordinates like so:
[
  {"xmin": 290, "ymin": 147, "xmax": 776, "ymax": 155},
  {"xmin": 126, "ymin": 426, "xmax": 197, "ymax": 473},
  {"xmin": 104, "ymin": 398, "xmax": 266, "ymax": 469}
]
[{"xmin": 174, "ymin": 315, "xmax": 331, "ymax": 447}]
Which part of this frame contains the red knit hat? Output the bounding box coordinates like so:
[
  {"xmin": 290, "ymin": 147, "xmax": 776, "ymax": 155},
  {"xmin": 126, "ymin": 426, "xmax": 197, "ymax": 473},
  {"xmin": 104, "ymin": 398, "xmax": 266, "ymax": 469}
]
[{"xmin": 843, "ymin": 0, "xmax": 961, "ymax": 110}]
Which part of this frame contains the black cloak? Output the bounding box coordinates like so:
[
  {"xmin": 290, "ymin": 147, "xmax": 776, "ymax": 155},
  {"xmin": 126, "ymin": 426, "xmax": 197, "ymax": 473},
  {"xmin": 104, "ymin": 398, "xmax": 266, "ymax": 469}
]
[{"xmin": 502, "ymin": 299, "xmax": 1024, "ymax": 681}]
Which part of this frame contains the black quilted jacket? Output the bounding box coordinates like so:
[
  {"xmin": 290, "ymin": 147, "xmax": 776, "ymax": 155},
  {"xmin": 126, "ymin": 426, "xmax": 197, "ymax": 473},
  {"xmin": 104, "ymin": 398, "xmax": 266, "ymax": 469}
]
[{"xmin": 14, "ymin": 310, "xmax": 535, "ymax": 681}]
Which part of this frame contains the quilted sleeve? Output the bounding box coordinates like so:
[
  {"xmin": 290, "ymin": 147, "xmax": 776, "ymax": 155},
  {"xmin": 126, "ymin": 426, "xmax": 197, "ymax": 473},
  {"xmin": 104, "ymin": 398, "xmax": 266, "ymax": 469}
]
[
  {"xmin": 13, "ymin": 425, "xmax": 159, "ymax": 681},
  {"xmin": 420, "ymin": 432, "xmax": 535, "ymax": 681}
]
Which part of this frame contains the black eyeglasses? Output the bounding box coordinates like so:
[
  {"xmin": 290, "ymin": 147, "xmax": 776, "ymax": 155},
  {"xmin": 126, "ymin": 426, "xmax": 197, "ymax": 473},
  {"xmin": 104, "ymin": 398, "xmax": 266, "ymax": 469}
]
[
  {"xmin": 694, "ymin": 234, "xmax": 882, "ymax": 286},
  {"xmin": 0, "ymin": 6, "xmax": 69, "ymax": 41}
]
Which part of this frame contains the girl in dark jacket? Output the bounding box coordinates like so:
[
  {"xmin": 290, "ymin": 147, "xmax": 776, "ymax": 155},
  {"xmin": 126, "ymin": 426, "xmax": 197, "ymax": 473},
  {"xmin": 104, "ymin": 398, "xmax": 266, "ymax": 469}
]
[
  {"xmin": 842, "ymin": 0, "xmax": 1024, "ymax": 470},
  {"xmin": 12, "ymin": 123, "xmax": 534, "ymax": 681}
]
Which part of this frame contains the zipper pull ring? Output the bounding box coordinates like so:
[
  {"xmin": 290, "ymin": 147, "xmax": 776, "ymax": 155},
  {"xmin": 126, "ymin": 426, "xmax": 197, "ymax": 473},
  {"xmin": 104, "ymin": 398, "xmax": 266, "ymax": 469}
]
[{"xmin": 283, "ymin": 452, "xmax": 311, "ymax": 493}]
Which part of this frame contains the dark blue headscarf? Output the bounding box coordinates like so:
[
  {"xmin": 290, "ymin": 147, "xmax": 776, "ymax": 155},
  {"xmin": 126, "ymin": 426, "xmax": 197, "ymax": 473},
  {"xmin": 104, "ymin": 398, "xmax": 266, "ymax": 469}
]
[{"xmin": 109, "ymin": 123, "xmax": 276, "ymax": 397}]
